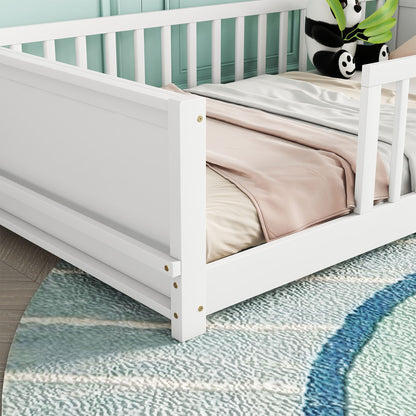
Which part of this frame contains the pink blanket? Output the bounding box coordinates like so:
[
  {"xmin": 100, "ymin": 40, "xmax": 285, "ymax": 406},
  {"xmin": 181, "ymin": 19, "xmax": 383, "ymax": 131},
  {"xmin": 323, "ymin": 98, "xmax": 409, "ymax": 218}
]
[{"xmin": 167, "ymin": 84, "xmax": 389, "ymax": 241}]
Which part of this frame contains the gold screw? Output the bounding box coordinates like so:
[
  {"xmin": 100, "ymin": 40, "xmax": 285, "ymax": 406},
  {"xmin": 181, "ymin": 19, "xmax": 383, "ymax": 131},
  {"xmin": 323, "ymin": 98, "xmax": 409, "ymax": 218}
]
[
  {"xmin": 174, "ymin": 312, "xmax": 179, "ymax": 319},
  {"xmin": 164, "ymin": 265, "xmax": 169, "ymax": 272},
  {"xmin": 173, "ymin": 282, "xmax": 178, "ymax": 289},
  {"xmin": 198, "ymin": 306, "xmax": 204, "ymax": 312},
  {"xmin": 197, "ymin": 115, "xmax": 204, "ymax": 123}
]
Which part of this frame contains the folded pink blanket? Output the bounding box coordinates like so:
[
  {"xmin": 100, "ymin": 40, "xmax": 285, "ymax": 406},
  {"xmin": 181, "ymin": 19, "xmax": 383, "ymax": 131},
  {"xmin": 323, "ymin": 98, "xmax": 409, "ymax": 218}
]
[{"xmin": 166, "ymin": 84, "xmax": 389, "ymax": 241}]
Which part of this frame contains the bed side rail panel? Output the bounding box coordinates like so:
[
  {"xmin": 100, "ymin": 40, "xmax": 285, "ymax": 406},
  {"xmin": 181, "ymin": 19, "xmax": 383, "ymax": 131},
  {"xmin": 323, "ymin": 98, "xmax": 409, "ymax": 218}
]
[
  {"xmin": 0, "ymin": 48, "xmax": 205, "ymax": 285},
  {"xmin": 355, "ymin": 55, "xmax": 416, "ymax": 214}
]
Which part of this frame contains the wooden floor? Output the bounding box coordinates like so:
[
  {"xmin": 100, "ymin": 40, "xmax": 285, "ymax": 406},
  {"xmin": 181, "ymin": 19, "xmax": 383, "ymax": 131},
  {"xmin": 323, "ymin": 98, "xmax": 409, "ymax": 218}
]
[{"xmin": 0, "ymin": 225, "xmax": 59, "ymax": 412}]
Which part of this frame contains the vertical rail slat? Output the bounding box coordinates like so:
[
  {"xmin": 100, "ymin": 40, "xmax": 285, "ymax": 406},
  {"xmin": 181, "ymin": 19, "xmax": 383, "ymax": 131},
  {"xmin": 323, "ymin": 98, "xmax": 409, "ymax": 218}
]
[
  {"xmin": 358, "ymin": 2, "xmax": 367, "ymax": 45},
  {"xmin": 75, "ymin": 36, "xmax": 88, "ymax": 69},
  {"xmin": 43, "ymin": 40, "xmax": 56, "ymax": 61},
  {"xmin": 376, "ymin": 0, "xmax": 384, "ymax": 9},
  {"xmin": 211, "ymin": 20, "xmax": 221, "ymax": 84},
  {"xmin": 361, "ymin": 1, "xmax": 367, "ymax": 16},
  {"xmin": 134, "ymin": 29, "xmax": 146, "ymax": 83},
  {"xmin": 354, "ymin": 85, "xmax": 382, "ymax": 214},
  {"xmin": 10, "ymin": 44, "xmax": 22, "ymax": 52},
  {"xmin": 187, "ymin": 22, "xmax": 197, "ymax": 88},
  {"xmin": 279, "ymin": 11, "xmax": 289, "ymax": 73},
  {"xmin": 298, "ymin": 9, "xmax": 307, "ymax": 72},
  {"xmin": 257, "ymin": 14, "xmax": 267, "ymax": 76},
  {"xmin": 235, "ymin": 16, "xmax": 245, "ymax": 81},
  {"xmin": 104, "ymin": 32, "xmax": 117, "ymax": 76},
  {"xmin": 389, "ymin": 79, "xmax": 410, "ymax": 202},
  {"xmin": 161, "ymin": 25, "xmax": 172, "ymax": 86}
]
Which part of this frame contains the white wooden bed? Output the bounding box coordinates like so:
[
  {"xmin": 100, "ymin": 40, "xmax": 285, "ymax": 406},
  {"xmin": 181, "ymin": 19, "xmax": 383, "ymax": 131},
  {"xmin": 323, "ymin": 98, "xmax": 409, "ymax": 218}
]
[{"xmin": 0, "ymin": 0, "xmax": 415, "ymax": 341}]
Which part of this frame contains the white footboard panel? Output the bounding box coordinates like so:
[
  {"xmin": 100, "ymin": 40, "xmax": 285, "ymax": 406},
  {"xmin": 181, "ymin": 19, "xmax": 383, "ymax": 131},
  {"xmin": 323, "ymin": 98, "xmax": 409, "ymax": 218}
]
[
  {"xmin": 0, "ymin": 48, "xmax": 205, "ymax": 303},
  {"xmin": 1, "ymin": 49, "xmax": 169, "ymax": 247}
]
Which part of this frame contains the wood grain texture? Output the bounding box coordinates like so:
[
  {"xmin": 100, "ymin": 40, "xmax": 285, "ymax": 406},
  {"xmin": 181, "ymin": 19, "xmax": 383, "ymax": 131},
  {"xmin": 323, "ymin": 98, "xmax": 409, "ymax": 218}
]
[
  {"xmin": 0, "ymin": 225, "xmax": 59, "ymax": 413},
  {"xmin": 0, "ymin": 227, "xmax": 59, "ymax": 282}
]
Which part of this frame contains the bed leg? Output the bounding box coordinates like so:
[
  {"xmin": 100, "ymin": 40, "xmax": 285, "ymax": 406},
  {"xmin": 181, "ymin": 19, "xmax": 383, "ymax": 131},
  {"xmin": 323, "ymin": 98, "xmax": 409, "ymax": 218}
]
[
  {"xmin": 170, "ymin": 271, "xmax": 207, "ymax": 342},
  {"xmin": 168, "ymin": 97, "xmax": 207, "ymax": 342}
]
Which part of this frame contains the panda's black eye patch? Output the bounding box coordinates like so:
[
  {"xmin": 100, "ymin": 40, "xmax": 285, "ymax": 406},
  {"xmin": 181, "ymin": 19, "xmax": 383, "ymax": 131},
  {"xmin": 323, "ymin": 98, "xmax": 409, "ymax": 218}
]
[{"xmin": 340, "ymin": 0, "xmax": 348, "ymax": 8}]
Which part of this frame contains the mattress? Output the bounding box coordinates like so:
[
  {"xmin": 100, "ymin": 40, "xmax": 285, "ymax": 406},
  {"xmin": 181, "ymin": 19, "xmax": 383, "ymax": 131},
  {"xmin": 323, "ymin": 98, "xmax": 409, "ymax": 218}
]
[{"xmin": 205, "ymin": 72, "xmax": 416, "ymax": 263}]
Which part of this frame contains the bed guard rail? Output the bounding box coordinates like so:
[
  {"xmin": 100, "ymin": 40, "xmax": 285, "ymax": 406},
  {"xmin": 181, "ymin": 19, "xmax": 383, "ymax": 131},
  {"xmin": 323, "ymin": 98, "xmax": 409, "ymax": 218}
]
[
  {"xmin": 0, "ymin": 175, "xmax": 182, "ymax": 278},
  {"xmin": 0, "ymin": 0, "xmax": 309, "ymax": 88},
  {"xmin": 354, "ymin": 54, "xmax": 416, "ymax": 214}
]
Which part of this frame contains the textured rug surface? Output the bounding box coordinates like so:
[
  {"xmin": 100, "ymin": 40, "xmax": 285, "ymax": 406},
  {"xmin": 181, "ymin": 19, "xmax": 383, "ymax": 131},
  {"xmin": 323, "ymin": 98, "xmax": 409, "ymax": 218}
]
[{"xmin": 3, "ymin": 235, "xmax": 416, "ymax": 415}]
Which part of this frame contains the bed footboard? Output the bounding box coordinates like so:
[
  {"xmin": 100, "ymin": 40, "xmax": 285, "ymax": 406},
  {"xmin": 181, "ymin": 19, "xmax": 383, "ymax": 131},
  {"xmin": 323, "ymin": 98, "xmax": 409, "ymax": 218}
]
[{"xmin": 0, "ymin": 48, "xmax": 207, "ymax": 341}]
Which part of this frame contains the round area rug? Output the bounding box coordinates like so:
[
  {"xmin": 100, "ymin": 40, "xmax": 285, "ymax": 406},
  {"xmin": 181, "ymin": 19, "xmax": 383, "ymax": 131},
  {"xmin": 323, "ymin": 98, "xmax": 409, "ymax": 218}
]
[{"xmin": 2, "ymin": 235, "xmax": 416, "ymax": 416}]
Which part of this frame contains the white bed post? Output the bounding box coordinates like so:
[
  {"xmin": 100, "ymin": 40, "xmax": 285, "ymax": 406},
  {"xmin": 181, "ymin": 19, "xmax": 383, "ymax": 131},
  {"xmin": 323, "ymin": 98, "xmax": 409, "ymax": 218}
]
[
  {"xmin": 168, "ymin": 95, "xmax": 207, "ymax": 342},
  {"xmin": 389, "ymin": 79, "xmax": 409, "ymax": 202},
  {"xmin": 354, "ymin": 65, "xmax": 382, "ymax": 215}
]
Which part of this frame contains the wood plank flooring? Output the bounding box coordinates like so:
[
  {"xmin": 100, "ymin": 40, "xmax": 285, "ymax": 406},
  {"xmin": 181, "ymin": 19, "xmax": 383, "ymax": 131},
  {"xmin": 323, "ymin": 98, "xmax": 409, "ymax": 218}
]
[{"xmin": 0, "ymin": 225, "xmax": 59, "ymax": 413}]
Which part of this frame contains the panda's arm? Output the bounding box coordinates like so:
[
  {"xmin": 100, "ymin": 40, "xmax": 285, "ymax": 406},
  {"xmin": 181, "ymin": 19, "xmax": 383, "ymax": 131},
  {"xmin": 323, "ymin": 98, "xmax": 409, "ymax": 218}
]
[{"xmin": 310, "ymin": 24, "xmax": 344, "ymax": 48}]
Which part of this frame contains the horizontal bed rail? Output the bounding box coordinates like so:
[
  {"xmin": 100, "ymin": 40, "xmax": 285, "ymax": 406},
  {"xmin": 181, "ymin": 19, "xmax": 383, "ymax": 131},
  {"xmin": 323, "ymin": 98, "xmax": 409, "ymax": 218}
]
[
  {"xmin": 0, "ymin": 0, "xmax": 307, "ymax": 44},
  {"xmin": 0, "ymin": 175, "xmax": 181, "ymax": 278},
  {"xmin": 0, "ymin": 0, "xmax": 309, "ymax": 87},
  {"xmin": 355, "ymin": 55, "xmax": 416, "ymax": 214}
]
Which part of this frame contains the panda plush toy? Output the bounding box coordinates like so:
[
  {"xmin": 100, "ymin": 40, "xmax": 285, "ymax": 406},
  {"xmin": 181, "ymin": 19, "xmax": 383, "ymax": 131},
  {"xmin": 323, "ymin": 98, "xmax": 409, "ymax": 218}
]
[{"xmin": 305, "ymin": 0, "xmax": 390, "ymax": 79}]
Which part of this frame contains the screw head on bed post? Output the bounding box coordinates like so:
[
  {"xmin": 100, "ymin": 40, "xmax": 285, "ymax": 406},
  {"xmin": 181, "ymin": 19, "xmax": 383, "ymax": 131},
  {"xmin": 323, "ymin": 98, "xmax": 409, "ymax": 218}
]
[
  {"xmin": 174, "ymin": 313, "xmax": 179, "ymax": 319},
  {"xmin": 164, "ymin": 265, "xmax": 169, "ymax": 272},
  {"xmin": 197, "ymin": 115, "xmax": 204, "ymax": 123},
  {"xmin": 198, "ymin": 306, "xmax": 204, "ymax": 312},
  {"xmin": 173, "ymin": 282, "xmax": 178, "ymax": 289}
]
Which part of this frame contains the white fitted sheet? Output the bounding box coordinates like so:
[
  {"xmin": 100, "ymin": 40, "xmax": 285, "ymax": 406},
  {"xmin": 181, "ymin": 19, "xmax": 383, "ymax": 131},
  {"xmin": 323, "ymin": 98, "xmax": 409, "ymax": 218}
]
[{"xmin": 205, "ymin": 72, "xmax": 416, "ymax": 263}]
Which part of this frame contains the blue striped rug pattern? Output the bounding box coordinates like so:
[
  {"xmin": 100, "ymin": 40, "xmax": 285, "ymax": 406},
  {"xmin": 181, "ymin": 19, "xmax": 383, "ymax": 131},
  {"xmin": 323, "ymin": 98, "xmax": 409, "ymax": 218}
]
[{"xmin": 3, "ymin": 234, "xmax": 416, "ymax": 415}]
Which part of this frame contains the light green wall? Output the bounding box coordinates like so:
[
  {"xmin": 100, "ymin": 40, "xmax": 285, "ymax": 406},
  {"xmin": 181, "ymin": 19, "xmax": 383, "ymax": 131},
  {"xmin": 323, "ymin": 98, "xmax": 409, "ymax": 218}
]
[{"xmin": 0, "ymin": 0, "xmax": 380, "ymax": 87}]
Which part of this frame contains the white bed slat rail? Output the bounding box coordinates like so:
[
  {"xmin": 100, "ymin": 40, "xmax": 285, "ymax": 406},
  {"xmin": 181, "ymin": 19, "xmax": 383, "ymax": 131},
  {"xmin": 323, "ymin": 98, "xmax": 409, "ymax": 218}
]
[
  {"xmin": 358, "ymin": 2, "xmax": 367, "ymax": 45},
  {"xmin": 354, "ymin": 85, "xmax": 382, "ymax": 215},
  {"xmin": 257, "ymin": 14, "xmax": 267, "ymax": 76},
  {"xmin": 0, "ymin": 0, "xmax": 310, "ymax": 86},
  {"xmin": 389, "ymin": 79, "xmax": 410, "ymax": 203},
  {"xmin": 0, "ymin": 0, "xmax": 308, "ymax": 46},
  {"xmin": 187, "ymin": 22, "xmax": 197, "ymax": 88},
  {"xmin": 9, "ymin": 44, "xmax": 22, "ymax": 52},
  {"xmin": 235, "ymin": 16, "xmax": 245, "ymax": 81},
  {"xmin": 278, "ymin": 11, "xmax": 289, "ymax": 74},
  {"xmin": 43, "ymin": 40, "xmax": 56, "ymax": 61},
  {"xmin": 361, "ymin": 2, "xmax": 367, "ymax": 15},
  {"xmin": 298, "ymin": 9, "xmax": 308, "ymax": 72},
  {"xmin": 104, "ymin": 32, "xmax": 117, "ymax": 75},
  {"xmin": 355, "ymin": 55, "xmax": 416, "ymax": 214},
  {"xmin": 134, "ymin": 29, "xmax": 146, "ymax": 83},
  {"xmin": 161, "ymin": 25, "xmax": 172, "ymax": 86},
  {"xmin": 75, "ymin": 36, "xmax": 88, "ymax": 69},
  {"xmin": 211, "ymin": 20, "xmax": 221, "ymax": 84}
]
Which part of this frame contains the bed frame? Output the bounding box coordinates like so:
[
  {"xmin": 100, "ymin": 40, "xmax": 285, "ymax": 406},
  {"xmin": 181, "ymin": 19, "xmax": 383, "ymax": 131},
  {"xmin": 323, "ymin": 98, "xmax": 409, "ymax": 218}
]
[{"xmin": 0, "ymin": 0, "xmax": 415, "ymax": 341}]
